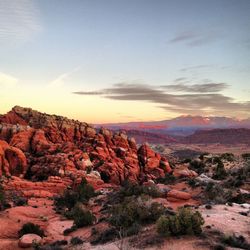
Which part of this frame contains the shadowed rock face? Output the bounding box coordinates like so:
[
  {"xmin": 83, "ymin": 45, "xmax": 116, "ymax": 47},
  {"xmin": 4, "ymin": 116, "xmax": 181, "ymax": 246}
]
[
  {"xmin": 0, "ymin": 140, "xmax": 27, "ymax": 177},
  {"xmin": 0, "ymin": 106, "xmax": 171, "ymax": 186}
]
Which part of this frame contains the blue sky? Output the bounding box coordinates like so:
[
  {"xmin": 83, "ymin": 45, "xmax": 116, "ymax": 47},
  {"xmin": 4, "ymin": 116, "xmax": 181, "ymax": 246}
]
[{"xmin": 0, "ymin": 0, "xmax": 250, "ymax": 122}]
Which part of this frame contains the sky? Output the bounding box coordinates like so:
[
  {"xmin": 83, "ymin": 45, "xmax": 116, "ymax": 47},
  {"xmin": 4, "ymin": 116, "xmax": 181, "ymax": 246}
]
[{"xmin": 0, "ymin": 0, "xmax": 250, "ymax": 123}]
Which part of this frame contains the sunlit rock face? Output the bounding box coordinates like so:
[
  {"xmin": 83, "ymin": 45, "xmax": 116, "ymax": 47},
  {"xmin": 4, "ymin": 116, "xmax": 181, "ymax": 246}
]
[{"xmin": 0, "ymin": 106, "xmax": 171, "ymax": 186}]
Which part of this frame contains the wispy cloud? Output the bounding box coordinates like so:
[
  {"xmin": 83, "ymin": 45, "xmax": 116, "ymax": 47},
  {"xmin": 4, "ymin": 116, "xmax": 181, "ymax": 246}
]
[
  {"xmin": 180, "ymin": 65, "xmax": 213, "ymax": 72},
  {"xmin": 49, "ymin": 66, "xmax": 81, "ymax": 88},
  {"xmin": 0, "ymin": 72, "xmax": 18, "ymax": 87},
  {"xmin": 161, "ymin": 82, "xmax": 229, "ymax": 93},
  {"xmin": 169, "ymin": 30, "xmax": 220, "ymax": 47},
  {"xmin": 0, "ymin": 0, "xmax": 42, "ymax": 46},
  {"xmin": 72, "ymin": 82, "xmax": 250, "ymax": 117}
]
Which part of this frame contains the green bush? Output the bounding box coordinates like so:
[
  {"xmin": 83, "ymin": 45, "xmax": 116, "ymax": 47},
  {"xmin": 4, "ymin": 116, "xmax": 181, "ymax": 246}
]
[
  {"xmin": 189, "ymin": 160, "xmax": 206, "ymax": 174},
  {"xmin": 225, "ymin": 164, "xmax": 250, "ymax": 188},
  {"xmin": 221, "ymin": 234, "xmax": 250, "ymax": 249},
  {"xmin": 91, "ymin": 228, "xmax": 119, "ymax": 245},
  {"xmin": 213, "ymin": 159, "xmax": 227, "ymax": 180},
  {"xmin": 12, "ymin": 192, "xmax": 28, "ymax": 206},
  {"xmin": 18, "ymin": 222, "xmax": 45, "ymax": 237},
  {"xmin": 156, "ymin": 173, "xmax": 176, "ymax": 185},
  {"xmin": 187, "ymin": 179, "xmax": 198, "ymax": 188},
  {"xmin": 204, "ymin": 182, "xmax": 232, "ymax": 204},
  {"xmin": 118, "ymin": 182, "xmax": 162, "ymax": 198},
  {"xmin": 66, "ymin": 203, "xmax": 95, "ymax": 228},
  {"xmin": 109, "ymin": 196, "xmax": 165, "ymax": 231},
  {"xmin": 220, "ymin": 153, "xmax": 235, "ymax": 162},
  {"xmin": 156, "ymin": 207, "xmax": 204, "ymax": 237},
  {"xmin": 54, "ymin": 178, "xmax": 96, "ymax": 211}
]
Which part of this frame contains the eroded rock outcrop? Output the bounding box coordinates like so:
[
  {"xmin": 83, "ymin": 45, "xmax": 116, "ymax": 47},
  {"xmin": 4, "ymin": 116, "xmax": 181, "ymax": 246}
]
[
  {"xmin": 0, "ymin": 106, "xmax": 172, "ymax": 186},
  {"xmin": 0, "ymin": 140, "xmax": 27, "ymax": 177}
]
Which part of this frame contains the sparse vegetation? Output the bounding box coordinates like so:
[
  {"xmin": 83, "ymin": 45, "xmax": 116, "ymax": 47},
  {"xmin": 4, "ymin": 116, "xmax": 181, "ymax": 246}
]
[
  {"xmin": 189, "ymin": 159, "xmax": 206, "ymax": 174},
  {"xmin": 54, "ymin": 178, "xmax": 96, "ymax": 211},
  {"xmin": 187, "ymin": 178, "xmax": 198, "ymax": 188},
  {"xmin": 242, "ymin": 153, "xmax": 250, "ymax": 161},
  {"xmin": 225, "ymin": 164, "xmax": 250, "ymax": 188},
  {"xmin": 91, "ymin": 227, "xmax": 119, "ymax": 245},
  {"xmin": 220, "ymin": 153, "xmax": 235, "ymax": 162},
  {"xmin": 204, "ymin": 182, "xmax": 232, "ymax": 204},
  {"xmin": 12, "ymin": 192, "xmax": 28, "ymax": 206},
  {"xmin": 221, "ymin": 234, "xmax": 250, "ymax": 249},
  {"xmin": 0, "ymin": 183, "xmax": 6, "ymax": 210},
  {"xmin": 109, "ymin": 196, "xmax": 165, "ymax": 236},
  {"xmin": 156, "ymin": 173, "xmax": 176, "ymax": 185},
  {"xmin": 213, "ymin": 158, "xmax": 227, "ymax": 180},
  {"xmin": 156, "ymin": 207, "xmax": 204, "ymax": 237},
  {"xmin": 70, "ymin": 237, "xmax": 84, "ymax": 245},
  {"xmin": 118, "ymin": 181, "xmax": 162, "ymax": 198},
  {"xmin": 65, "ymin": 203, "xmax": 95, "ymax": 228},
  {"xmin": 18, "ymin": 222, "xmax": 45, "ymax": 237}
]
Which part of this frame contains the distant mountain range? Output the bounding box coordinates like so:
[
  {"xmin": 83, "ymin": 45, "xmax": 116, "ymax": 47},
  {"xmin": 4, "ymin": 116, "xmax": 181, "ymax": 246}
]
[
  {"xmin": 95, "ymin": 116, "xmax": 250, "ymax": 145},
  {"xmin": 96, "ymin": 115, "xmax": 250, "ymax": 137}
]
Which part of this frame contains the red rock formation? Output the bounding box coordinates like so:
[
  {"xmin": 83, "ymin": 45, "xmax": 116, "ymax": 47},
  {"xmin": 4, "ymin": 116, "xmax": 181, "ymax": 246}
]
[
  {"xmin": 0, "ymin": 140, "xmax": 27, "ymax": 177},
  {"xmin": 167, "ymin": 189, "xmax": 192, "ymax": 201},
  {"xmin": 0, "ymin": 109, "xmax": 28, "ymax": 126},
  {"xmin": 0, "ymin": 106, "xmax": 171, "ymax": 186},
  {"xmin": 137, "ymin": 144, "xmax": 172, "ymax": 181},
  {"xmin": 18, "ymin": 234, "xmax": 42, "ymax": 248}
]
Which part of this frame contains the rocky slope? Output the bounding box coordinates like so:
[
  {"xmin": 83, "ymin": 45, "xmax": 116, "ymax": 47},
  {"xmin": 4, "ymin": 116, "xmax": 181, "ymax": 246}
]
[
  {"xmin": 121, "ymin": 129, "xmax": 177, "ymax": 144},
  {"xmin": 0, "ymin": 106, "xmax": 171, "ymax": 197}
]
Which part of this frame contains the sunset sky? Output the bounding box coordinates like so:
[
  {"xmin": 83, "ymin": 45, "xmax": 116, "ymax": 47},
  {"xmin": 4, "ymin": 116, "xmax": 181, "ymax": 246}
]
[{"xmin": 0, "ymin": 0, "xmax": 250, "ymax": 123}]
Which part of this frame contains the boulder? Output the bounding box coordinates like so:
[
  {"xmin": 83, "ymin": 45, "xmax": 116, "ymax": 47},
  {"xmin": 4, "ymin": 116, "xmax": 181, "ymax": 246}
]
[
  {"xmin": 18, "ymin": 234, "xmax": 42, "ymax": 248},
  {"xmin": 167, "ymin": 189, "xmax": 192, "ymax": 200},
  {"xmin": 173, "ymin": 164, "xmax": 198, "ymax": 178}
]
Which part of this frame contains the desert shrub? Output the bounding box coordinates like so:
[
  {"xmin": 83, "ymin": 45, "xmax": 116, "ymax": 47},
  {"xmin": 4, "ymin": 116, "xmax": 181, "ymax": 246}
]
[
  {"xmin": 156, "ymin": 207, "xmax": 204, "ymax": 237},
  {"xmin": 213, "ymin": 159, "xmax": 227, "ymax": 180},
  {"xmin": 54, "ymin": 189, "xmax": 78, "ymax": 210},
  {"xmin": 109, "ymin": 196, "xmax": 165, "ymax": 231},
  {"xmin": 54, "ymin": 178, "xmax": 96, "ymax": 211},
  {"xmin": 242, "ymin": 153, "xmax": 250, "ymax": 160},
  {"xmin": 199, "ymin": 153, "xmax": 209, "ymax": 161},
  {"xmin": 125, "ymin": 222, "xmax": 141, "ymax": 236},
  {"xmin": 228, "ymin": 193, "xmax": 250, "ymax": 204},
  {"xmin": 63, "ymin": 226, "xmax": 77, "ymax": 235},
  {"xmin": 156, "ymin": 173, "xmax": 176, "ymax": 185},
  {"xmin": 91, "ymin": 227, "xmax": 119, "ymax": 245},
  {"xmin": 221, "ymin": 234, "xmax": 250, "ymax": 249},
  {"xmin": 187, "ymin": 178, "xmax": 198, "ymax": 188},
  {"xmin": 18, "ymin": 222, "xmax": 45, "ymax": 237},
  {"xmin": 35, "ymin": 241, "xmax": 67, "ymax": 250},
  {"xmin": 12, "ymin": 193, "xmax": 28, "ymax": 206},
  {"xmin": 220, "ymin": 153, "xmax": 235, "ymax": 162},
  {"xmin": 204, "ymin": 182, "xmax": 232, "ymax": 204},
  {"xmin": 181, "ymin": 158, "xmax": 192, "ymax": 163},
  {"xmin": 50, "ymin": 240, "xmax": 68, "ymax": 247},
  {"xmin": 77, "ymin": 178, "xmax": 96, "ymax": 201},
  {"xmin": 225, "ymin": 164, "xmax": 250, "ymax": 188},
  {"xmin": 0, "ymin": 183, "xmax": 6, "ymax": 210},
  {"xmin": 70, "ymin": 237, "xmax": 84, "ymax": 245},
  {"xmin": 189, "ymin": 160, "xmax": 206, "ymax": 174},
  {"xmin": 118, "ymin": 181, "xmax": 162, "ymax": 199},
  {"xmin": 66, "ymin": 203, "xmax": 95, "ymax": 228},
  {"xmin": 213, "ymin": 244, "xmax": 226, "ymax": 250}
]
